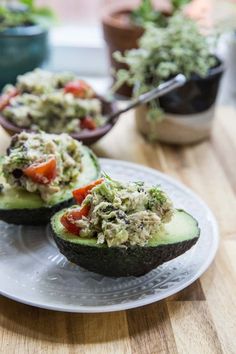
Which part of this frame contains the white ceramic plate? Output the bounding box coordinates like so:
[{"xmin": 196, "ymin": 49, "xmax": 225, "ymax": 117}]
[{"xmin": 0, "ymin": 159, "xmax": 219, "ymax": 313}]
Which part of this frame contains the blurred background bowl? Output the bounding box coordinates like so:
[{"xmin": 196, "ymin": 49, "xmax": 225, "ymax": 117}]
[{"xmin": 0, "ymin": 25, "xmax": 49, "ymax": 89}]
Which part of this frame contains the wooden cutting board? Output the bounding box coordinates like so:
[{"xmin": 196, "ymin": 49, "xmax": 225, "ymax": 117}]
[{"xmin": 0, "ymin": 106, "xmax": 235, "ymax": 354}]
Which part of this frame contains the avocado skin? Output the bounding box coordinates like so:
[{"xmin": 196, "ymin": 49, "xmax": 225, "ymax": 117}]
[
  {"xmin": 0, "ymin": 198, "xmax": 75, "ymax": 225},
  {"xmin": 50, "ymin": 225, "xmax": 199, "ymax": 277}
]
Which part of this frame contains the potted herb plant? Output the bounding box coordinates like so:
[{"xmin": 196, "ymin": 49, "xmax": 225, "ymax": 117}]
[
  {"xmin": 102, "ymin": 0, "xmax": 191, "ymax": 96},
  {"xmin": 0, "ymin": 0, "xmax": 54, "ymax": 88},
  {"xmin": 114, "ymin": 14, "xmax": 224, "ymax": 144}
]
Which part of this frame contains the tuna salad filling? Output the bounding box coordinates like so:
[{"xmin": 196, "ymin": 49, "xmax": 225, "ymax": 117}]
[
  {"xmin": 0, "ymin": 69, "xmax": 105, "ymax": 134},
  {"xmin": 61, "ymin": 177, "xmax": 174, "ymax": 247},
  {"xmin": 2, "ymin": 131, "xmax": 83, "ymax": 202}
]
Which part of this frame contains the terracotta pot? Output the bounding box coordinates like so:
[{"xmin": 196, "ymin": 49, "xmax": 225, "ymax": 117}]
[
  {"xmin": 102, "ymin": 4, "xmax": 172, "ymax": 98},
  {"xmin": 102, "ymin": 6, "xmax": 144, "ymax": 97},
  {"xmin": 136, "ymin": 59, "xmax": 224, "ymax": 145}
]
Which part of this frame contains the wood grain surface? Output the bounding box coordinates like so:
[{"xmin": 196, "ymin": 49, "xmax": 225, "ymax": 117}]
[{"xmin": 0, "ymin": 106, "xmax": 236, "ymax": 354}]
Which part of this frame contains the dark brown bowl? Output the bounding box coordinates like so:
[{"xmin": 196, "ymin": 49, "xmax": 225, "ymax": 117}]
[{"xmin": 0, "ymin": 97, "xmax": 118, "ymax": 146}]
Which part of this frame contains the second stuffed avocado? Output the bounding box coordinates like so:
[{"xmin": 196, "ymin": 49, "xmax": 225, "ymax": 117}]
[
  {"xmin": 51, "ymin": 177, "xmax": 200, "ymax": 277},
  {"xmin": 0, "ymin": 131, "xmax": 100, "ymax": 225}
]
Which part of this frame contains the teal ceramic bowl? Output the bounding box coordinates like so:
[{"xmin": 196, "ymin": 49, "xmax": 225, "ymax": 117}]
[{"xmin": 0, "ymin": 25, "xmax": 49, "ymax": 89}]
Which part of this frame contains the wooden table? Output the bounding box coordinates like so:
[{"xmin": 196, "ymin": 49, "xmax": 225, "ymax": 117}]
[{"xmin": 0, "ymin": 106, "xmax": 236, "ymax": 354}]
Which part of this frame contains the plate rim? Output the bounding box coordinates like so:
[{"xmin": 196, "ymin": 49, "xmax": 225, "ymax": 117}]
[{"xmin": 0, "ymin": 158, "xmax": 219, "ymax": 313}]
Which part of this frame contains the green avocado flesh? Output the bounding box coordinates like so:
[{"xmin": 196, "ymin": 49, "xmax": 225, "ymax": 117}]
[
  {"xmin": 51, "ymin": 209, "xmax": 200, "ymax": 277},
  {"xmin": 0, "ymin": 147, "xmax": 100, "ymax": 225}
]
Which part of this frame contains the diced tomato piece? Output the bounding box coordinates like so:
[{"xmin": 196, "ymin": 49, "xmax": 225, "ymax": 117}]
[
  {"xmin": 80, "ymin": 116, "xmax": 97, "ymax": 130},
  {"xmin": 60, "ymin": 213, "xmax": 80, "ymax": 235},
  {"xmin": 0, "ymin": 88, "xmax": 19, "ymax": 111},
  {"xmin": 60, "ymin": 204, "xmax": 90, "ymax": 235},
  {"xmin": 73, "ymin": 178, "xmax": 104, "ymax": 204},
  {"xmin": 64, "ymin": 80, "xmax": 94, "ymax": 98},
  {"xmin": 23, "ymin": 157, "xmax": 57, "ymax": 184}
]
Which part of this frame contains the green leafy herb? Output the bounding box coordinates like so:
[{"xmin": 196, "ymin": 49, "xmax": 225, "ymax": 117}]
[
  {"xmin": 130, "ymin": 0, "xmax": 192, "ymax": 27},
  {"xmin": 114, "ymin": 14, "xmax": 217, "ymax": 118},
  {"xmin": 0, "ymin": 0, "xmax": 55, "ymax": 31},
  {"xmin": 20, "ymin": 0, "xmax": 34, "ymax": 7},
  {"xmin": 130, "ymin": 0, "xmax": 167, "ymax": 27},
  {"xmin": 171, "ymin": 0, "xmax": 191, "ymax": 11}
]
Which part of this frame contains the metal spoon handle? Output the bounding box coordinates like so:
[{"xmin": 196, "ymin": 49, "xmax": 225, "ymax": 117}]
[{"xmin": 108, "ymin": 74, "xmax": 186, "ymax": 123}]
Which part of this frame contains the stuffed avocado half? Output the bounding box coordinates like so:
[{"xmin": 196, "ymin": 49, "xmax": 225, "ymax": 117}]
[
  {"xmin": 50, "ymin": 177, "xmax": 200, "ymax": 277},
  {"xmin": 0, "ymin": 131, "xmax": 100, "ymax": 225}
]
